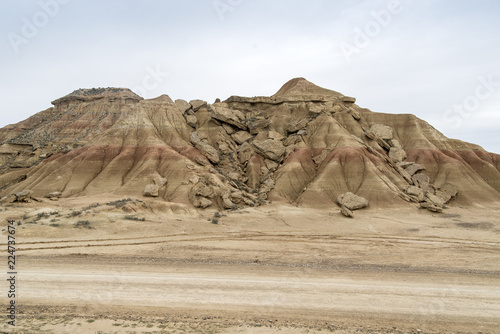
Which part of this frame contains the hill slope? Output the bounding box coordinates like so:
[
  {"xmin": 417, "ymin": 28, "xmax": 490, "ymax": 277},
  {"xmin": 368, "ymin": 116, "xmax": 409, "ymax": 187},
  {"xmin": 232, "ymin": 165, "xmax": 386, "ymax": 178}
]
[{"xmin": 1, "ymin": 78, "xmax": 499, "ymax": 212}]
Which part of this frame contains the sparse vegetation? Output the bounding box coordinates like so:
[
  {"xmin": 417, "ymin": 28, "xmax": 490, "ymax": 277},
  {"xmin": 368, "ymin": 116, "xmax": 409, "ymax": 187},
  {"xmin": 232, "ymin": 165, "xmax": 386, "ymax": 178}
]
[
  {"xmin": 124, "ymin": 216, "xmax": 146, "ymax": 222},
  {"xmin": 70, "ymin": 210, "xmax": 82, "ymax": 217},
  {"xmin": 83, "ymin": 203, "xmax": 101, "ymax": 211},
  {"xmin": 36, "ymin": 212, "xmax": 51, "ymax": 220},
  {"xmin": 106, "ymin": 198, "xmax": 133, "ymax": 208},
  {"xmin": 74, "ymin": 220, "xmax": 92, "ymax": 229},
  {"xmin": 211, "ymin": 218, "xmax": 219, "ymax": 224}
]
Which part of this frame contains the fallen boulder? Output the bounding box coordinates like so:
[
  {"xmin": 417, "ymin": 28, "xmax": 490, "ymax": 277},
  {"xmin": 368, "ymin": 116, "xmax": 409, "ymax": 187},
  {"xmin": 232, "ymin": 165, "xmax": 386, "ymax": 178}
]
[
  {"xmin": 404, "ymin": 186, "xmax": 424, "ymax": 202},
  {"xmin": 337, "ymin": 192, "xmax": 369, "ymax": 211},
  {"xmin": 46, "ymin": 191, "xmax": 63, "ymax": 199},
  {"xmin": 210, "ymin": 106, "xmax": 246, "ymax": 130},
  {"xmin": 15, "ymin": 190, "xmax": 34, "ymax": 203},
  {"xmin": 287, "ymin": 119, "xmax": 308, "ymax": 133},
  {"xmin": 237, "ymin": 142, "xmax": 254, "ymax": 164},
  {"xmin": 143, "ymin": 184, "xmax": 160, "ymax": 197},
  {"xmin": 405, "ymin": 163, "xmax": 426, "ymax": 176},
  {"xmin": 413, "ymin": 174, "xmax": 431, "ymax": 189},
  {"xmin": 389, "ymin": 147, "xmax": 407, "ymax": 163},
  {"xmin": 232, "ymin": 131, "xmax": 253, "ymax": 145},
  {"xmin": 421, "ymin": 202, "xmax": 443, "ymax": 213},
  {"xmin": 185, "ymin": 115, "xmax": 198, "ymax": 128},
  {"xmin": 425, "ymin": 193, "xmax": 446, "ymax": 208},
  {"xmin": 190, "ymin": 132, "xmax": 220, "ymax": 164},
  {"xmin": 247, "ymin": 118, "xmax": 271, "ymax": 134},
  {"xmin": 0, "ymin": 194, "xmax": 16, "ymax": 204},
  {"xmin": 192, "ymin": 196, "xmax": 213, "ymax": 208},
  {"xmin": 154, "ymin": 177, "xmax": 167, "ymax": 187},
  {"xmin": 341, "ymin": 96, "xmax": 356, "ymax": 104},
  {"xmin": 222, "ymin": 193, "xmax": 235, "ymax": 209},
  {"xmin": 370, "ymin": 124, "xmax": 393, "ymax": 140},
  {"xmin": 340, "ymin": 205, "xmax": 354, "ymax": 218},
  {"xmin": 252, "ymin": 139, "xmax": 286, "ymax": 162},
  {"xmin": 190, "ymin": 99, "xmax": 207, "ymax": 112}
]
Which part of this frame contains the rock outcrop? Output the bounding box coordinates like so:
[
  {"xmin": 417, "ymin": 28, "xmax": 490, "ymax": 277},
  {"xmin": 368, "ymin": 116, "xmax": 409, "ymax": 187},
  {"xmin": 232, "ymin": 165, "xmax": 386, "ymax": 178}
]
[
  {"xmin": 337, "ymin": 192, "xmax": 369, "ymax": 218},
  {"xmin": 1, "ymin": 78, "xmax": 499, "ymax": 213}
]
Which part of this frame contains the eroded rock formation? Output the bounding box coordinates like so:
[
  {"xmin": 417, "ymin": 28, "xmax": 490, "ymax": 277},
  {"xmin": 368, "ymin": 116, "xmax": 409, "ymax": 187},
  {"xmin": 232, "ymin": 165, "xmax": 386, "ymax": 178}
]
[{"xmin": 1, "ymin": 79, "xmax": 500, "ymax": 215}]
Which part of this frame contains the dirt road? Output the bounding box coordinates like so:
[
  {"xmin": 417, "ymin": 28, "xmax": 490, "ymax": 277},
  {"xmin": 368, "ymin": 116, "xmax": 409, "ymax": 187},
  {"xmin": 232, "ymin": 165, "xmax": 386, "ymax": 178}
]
[
  {"xmin": 19, "ymin": 264, "xmax": 500, "ymax": 320},
  {"xmin": 1, "ymin": 203, "xmax": 500, "ymax": 333}
]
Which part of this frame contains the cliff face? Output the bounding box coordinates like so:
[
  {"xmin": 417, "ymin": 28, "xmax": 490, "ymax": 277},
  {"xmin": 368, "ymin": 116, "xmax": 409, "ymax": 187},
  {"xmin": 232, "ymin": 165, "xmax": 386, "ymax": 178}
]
[{"xmin": 1, "ymin": 80, "xmax": 499, "ymax": 210}]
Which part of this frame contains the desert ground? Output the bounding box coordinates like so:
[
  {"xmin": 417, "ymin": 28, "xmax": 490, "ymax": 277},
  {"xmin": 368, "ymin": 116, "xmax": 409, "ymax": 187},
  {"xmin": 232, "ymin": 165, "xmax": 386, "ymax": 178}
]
[{"xmin": 1, "ymin": 197, "xmax": 499, "ymax": 334}]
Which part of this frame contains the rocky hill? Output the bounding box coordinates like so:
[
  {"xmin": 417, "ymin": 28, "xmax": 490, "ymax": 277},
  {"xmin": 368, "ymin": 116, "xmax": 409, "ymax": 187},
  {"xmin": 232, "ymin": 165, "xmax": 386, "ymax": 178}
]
[{"xmin": 1, "ymin": 78, "xmax": 499, "ymax": 215}]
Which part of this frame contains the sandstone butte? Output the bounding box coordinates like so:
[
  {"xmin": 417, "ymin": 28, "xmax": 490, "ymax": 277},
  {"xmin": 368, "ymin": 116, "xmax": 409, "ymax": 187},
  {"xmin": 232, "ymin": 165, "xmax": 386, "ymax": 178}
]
[{"xmin": 1, "ymin": 79, "xmax": 499, "ymax": 214}]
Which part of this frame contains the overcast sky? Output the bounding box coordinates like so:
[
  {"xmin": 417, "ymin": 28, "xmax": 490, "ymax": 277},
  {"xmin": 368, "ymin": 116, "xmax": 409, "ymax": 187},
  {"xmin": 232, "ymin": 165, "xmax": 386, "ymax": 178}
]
[{"xmin": 1, "ymin": 0, "xmax": 499, "ymax": 153}]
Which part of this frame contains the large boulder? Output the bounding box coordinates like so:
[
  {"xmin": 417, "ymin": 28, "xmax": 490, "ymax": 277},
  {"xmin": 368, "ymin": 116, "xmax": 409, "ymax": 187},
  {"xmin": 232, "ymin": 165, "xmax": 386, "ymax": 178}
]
[
  {"xmin": 404, "ymin": 186, "xmax": 425, "ymax": 202},
  {"xmin": 191, "ymin": 182, "xmax": 217, "ymax": 199},
  {"xmin": 222, "ymin": 193, "xmax": 235, "ymax": 209},
  {"xmin": 175, "ymin": 99, "xmax": 191, "ymax": 114},
  {"xmin": 15, "ymin": 190, "xmax": 34, "ymax": 202},
  {"xmin": 337, "ymin": 192, "xmax": 369, "ymax": 211},
  {"xmin": 192, "ymin": 196, "xmax": 213, "ymax": 209},
  {"xmin": 405, "ymin": 163, "xmax": 426, "ymax": 176},
  {"xmin": 222, "ymin": 123, "xmax": 236, "ymax": 135},
  {"xmin": 287, "ymin": 119, "xmax": 308, "ymax": 133},
  {"xmin": 190, "ymin": 132, "xmax": 220, "ymax": 164},
  {"xmin": 185, "ymin": 115, "xmax": 198, "ymax": 128},
  {"xmin": 425, "ymin": 193, "xmax": 446, "ymax": 208},
  {"xmin": 421, "ymin": 202, "xmax": 443, "ymax": 213},
  {"xmin": 340, "ymin": 205, "xmax": 354, "ymax": 218},
  {"xmin": 252, "ymin": 139, "xmax": 286, "ymax": 162},
  {"xmin": 45, "ymin": 191, "xmax": 63, "ymax": 199},
  {"xmin": 143, "ymin": 184, "xmax": 160, "ymax": 197},
  {"xmin": 342, "ymin": 96, "xmax": 356, "ymax": 104},
  {"xmin": 370, "ymin": 124, "xmax": 393, "ymax": 140},
  {"xmin": 190, "ymin": 99, "xmax": 207, "ymax": 112},
  {"xmin": 232, "ymin": 131, "xmax": 253, "ymax": 145},
  {"xmin": 389, "ymin": 147, "xmax": 407, "ymax": 163},
  {"xmin": 0, "ymin": 194, "xmax": 16, "ymax": 204},
  {"xmin": 238, "ymin": 142, "xmax": 254, "ymax": 164},
  {"xmin": 413, "ymin": 174, "xmax": 431, "ymax": 189},
  {"xmin": 154, "ymin": 177, "xmax": 167, "ymax": 187},
  {"xmin": 210, "ymin": 106, "xmax": 246, "ymax": 130},
  {"xmin": 247, "ymin": 118, "xmax": 271, "ymax": 134}
]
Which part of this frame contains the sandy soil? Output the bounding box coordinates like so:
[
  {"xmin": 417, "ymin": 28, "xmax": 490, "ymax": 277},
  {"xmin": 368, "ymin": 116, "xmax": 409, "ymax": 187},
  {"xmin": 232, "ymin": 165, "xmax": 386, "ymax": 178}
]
[{"xmin": 1, "ymin": 196, "xmax": 499, "ymax": 333}]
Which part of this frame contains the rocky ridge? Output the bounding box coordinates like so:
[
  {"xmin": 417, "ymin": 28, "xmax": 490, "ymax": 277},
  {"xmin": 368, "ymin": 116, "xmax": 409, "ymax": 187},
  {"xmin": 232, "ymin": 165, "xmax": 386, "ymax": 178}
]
[{"xmin": 1, "ymin": 79, "xmax": 499, "ymax": 215}]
